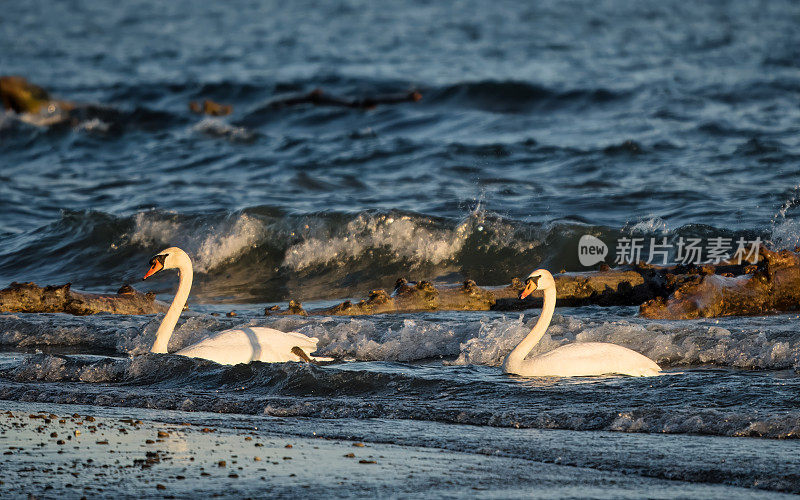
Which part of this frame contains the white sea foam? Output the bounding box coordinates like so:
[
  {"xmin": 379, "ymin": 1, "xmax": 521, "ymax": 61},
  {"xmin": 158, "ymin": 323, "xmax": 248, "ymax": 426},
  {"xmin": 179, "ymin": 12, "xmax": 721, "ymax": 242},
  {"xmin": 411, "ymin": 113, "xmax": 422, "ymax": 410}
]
[
  {"xmin": 192, "ymin": 118, "xmax": 255, "ymax": 142},
  {"xmin": 3, "ymin": 307, "xmax": 799, "ymax": 370},
  {"xmin": 129, "ymin": 212, "xmax": 181, "ymax": 247},
  {"xmin": 0, "ymin": 314, "xmax": 139, "ymax": 350},
  {"xmin": 282, "ymin": 213, "xmax": 472, "ymax": 271},
  {"xmin": 293, "ymin": 318, "xmax": 464, "ymax": 362},
  {"xmin": 625, "ymin": 217, "xmax": 669, "ymax": 234},
  {"xmin": 76, "ymin": 118, "xmax": 111, "ymax": 133},
  {"xmin": 770, "ymin": 217, "xmax": 800, "ymax": 249},
  {"xmin": 267, "ymin": 313, "xmax": 800, "ymax": 370},
  {"xmin": 769, "ymin": 184, "xmax": 800, "ymax": 249},
  {"xmin": 129, "ymin": 211, "xmax": 265, "ymax": 272}
]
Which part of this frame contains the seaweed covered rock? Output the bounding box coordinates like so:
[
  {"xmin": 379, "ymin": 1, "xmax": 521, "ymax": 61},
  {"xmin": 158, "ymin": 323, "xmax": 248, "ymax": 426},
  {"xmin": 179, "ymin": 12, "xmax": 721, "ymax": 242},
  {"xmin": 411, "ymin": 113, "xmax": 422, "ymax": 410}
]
[
  {"xmin": 640, "ymin": 248, "xmax": 800, "ymax": 319},
  {"xmin": 189, "ymin": 99, "xmax": 233, "ymax": 116},
  {"xmin": 268, "ymin": 300, "xmax": 309, "ymax": 317},
  {"xmin": 0, "ymin": 76, "xmax": 75, "ymax": 125},
  {"xmin": 0, "ymin": 76, "xmax": 56, "ymax": 113},
  {"xmin": 10, "ymin": 247, "xmax": 799, "ymax": 321},
  {"xmin": 300, "ymin": 270, "xmax": 660, "ymax": 316},
  {"xmin": 493, "ymin": 269, "xmax": 659, "ymax": 310},
  {"xmin": 277, "ymin": 246, "xmax": 800, "ymax": 319},
  {"xmin": 0, "ymin": 282, "xmax": 168, "ymax": 316},
  {"xmin": 1, "ymin": 75, "xmax": 124, "ymax": 130}
]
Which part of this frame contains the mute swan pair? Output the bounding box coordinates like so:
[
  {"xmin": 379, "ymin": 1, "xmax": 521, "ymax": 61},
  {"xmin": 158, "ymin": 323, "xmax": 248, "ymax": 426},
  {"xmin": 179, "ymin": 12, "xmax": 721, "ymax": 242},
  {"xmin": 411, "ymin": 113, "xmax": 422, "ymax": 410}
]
[
  {"xmin": 503, "ymin": 269, "xmax": 661, "ymax": 377},
  {"xmin": 142, "ymin": 248, "xmax": 659, "ymax": 376},
  {"xmin": 142, "ymin": 247, "xmax": 329, "ymax": 365}
]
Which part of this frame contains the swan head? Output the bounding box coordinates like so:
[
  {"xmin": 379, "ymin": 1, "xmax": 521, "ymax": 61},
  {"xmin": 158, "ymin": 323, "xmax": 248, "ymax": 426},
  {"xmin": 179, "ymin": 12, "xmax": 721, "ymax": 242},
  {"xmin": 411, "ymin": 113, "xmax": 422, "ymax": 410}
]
[
  {"xmin": 142, "ymin": 247, "xmax": 189, "ymax": 280},
  {"xmin": 519, "ymin": 269, "xmax": 555, "ymax": 299}
]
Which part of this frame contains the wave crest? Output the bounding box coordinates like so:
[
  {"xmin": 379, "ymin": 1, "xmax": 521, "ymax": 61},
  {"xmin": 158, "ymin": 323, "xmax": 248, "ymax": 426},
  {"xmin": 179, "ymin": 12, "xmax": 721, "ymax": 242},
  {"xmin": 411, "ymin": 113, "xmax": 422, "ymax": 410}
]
[
  {"xmin": 130, "ymin": 211, "xmax": 265, "ymax": 273},
  {"xmin": 283, "ymin": 212, "xmax": 471, "ymax": 271}
]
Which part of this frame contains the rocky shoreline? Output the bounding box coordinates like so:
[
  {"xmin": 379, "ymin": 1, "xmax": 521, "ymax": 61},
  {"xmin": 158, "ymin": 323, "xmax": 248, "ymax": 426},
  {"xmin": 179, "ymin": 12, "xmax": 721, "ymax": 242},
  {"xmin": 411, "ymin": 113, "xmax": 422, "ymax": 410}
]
[{"xmin": 3, "ymin": 246, "xmax": 799, "ymax": 321}]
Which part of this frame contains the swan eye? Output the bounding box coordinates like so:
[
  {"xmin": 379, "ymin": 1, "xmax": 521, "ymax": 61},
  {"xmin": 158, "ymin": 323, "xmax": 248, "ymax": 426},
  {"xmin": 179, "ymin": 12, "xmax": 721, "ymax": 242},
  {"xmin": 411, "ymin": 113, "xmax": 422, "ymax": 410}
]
[
  {"xmin": 149, "ymin": 254, "xmax": 167, "ymax": 267},
  {"xmin": 525, "ymin": 275, "xmax": 540, "ymax": 287},
  {"xmin": 143, "ymin": 254, "xmax": 168, "ymax": 280}
]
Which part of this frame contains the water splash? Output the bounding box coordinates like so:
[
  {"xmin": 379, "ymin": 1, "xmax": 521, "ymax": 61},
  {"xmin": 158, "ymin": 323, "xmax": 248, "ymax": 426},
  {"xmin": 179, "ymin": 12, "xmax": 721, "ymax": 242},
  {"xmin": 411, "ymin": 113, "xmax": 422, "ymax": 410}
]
[
  {"xmin": 282, "ymin": 212, "xmax": 472, "ymax": 271},
  {"xmin": 129, "ymin": 211, "xmax": 265, "ymax": 273}
]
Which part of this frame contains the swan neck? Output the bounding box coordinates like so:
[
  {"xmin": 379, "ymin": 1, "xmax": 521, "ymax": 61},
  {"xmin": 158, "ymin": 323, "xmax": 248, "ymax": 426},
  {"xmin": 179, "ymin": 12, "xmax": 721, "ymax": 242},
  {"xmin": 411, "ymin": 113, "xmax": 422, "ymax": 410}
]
[
  {"xmin": 505, "ymin": 287, "xmax": 556, "ymax": 368},
  {"xmin": 151, "ymin": 256, "xmax": 193, "ymax": 354}
]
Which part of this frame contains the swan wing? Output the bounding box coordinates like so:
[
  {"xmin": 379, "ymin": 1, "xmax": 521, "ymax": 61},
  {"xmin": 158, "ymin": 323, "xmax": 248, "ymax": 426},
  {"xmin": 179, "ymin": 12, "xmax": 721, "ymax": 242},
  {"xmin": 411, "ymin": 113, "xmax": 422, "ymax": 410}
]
[
  {"xmin": 176, "ymin": 327, "xmax": 321, "ymax": 365},
  {"xmin": 520, "ymin": 342, "xmax": 660, "ymax": 377}
]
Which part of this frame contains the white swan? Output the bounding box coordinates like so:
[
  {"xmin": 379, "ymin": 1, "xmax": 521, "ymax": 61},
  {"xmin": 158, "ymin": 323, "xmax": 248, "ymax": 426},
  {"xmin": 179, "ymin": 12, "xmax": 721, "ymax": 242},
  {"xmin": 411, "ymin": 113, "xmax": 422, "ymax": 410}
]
[
  {"xmin": 502, "ymin": 269, "xmax": 661, "ymax": 377},
  {"xmin": 142, "ymin": 247, "xmax": 329, "ymax": 365}
]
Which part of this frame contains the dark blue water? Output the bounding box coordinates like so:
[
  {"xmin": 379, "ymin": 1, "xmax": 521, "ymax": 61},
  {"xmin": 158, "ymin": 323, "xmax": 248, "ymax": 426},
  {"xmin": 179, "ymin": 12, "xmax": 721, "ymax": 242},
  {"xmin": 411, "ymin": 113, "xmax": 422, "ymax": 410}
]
[{"xmin": 2, "ymin": 0, "xmax": 800, "ymax": 495}]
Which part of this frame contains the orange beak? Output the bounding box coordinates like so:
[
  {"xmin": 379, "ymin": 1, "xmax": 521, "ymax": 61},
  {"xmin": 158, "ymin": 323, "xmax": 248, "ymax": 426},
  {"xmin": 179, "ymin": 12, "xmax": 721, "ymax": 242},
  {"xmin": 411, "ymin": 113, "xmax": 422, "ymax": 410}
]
[
  {"xmin": 519, "ymin": 279, "xmax": 538, "ymax": 300},
  {"xmin": 143, "ymin": 261, "xmax": 163, "ymax": 280}
]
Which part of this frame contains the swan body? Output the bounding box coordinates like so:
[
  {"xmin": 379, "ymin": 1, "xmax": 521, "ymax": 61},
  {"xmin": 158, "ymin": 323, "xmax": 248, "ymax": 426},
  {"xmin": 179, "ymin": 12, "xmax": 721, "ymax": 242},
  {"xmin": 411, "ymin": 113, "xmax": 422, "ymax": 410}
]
[
  {"xmin": 174, "ymin": 327, "xmax": 321, "ymax": 365},
  {"xmin": 143, "ymin": 247, "xmax": 328, "ymax": 365},
  {"xmin": 503, "ymin": 269, "xmax": 661, "ymax": 377},
  {"xmin": 506, "ymin": 342, "xmax": 661, "ymax": 377}
]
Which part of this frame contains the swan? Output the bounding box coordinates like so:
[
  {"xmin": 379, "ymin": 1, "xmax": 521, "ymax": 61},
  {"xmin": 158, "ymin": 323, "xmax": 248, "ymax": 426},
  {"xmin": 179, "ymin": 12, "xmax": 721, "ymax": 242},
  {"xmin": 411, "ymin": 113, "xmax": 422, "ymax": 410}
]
[
  {"xmin": 142, "ymin": 247, "xmax": 330, "ymax": 365},
  {"xmin": 502, "ymin": 269, "xmax": 661, "ymax": 377}
]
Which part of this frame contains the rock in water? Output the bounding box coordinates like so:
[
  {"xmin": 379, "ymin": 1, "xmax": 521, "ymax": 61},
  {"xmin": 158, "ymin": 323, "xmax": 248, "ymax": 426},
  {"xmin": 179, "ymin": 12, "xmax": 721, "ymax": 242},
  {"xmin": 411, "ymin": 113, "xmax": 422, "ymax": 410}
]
[{"xmin": 0, "ymin": 282, "xmax": 168, "ymax": 315}]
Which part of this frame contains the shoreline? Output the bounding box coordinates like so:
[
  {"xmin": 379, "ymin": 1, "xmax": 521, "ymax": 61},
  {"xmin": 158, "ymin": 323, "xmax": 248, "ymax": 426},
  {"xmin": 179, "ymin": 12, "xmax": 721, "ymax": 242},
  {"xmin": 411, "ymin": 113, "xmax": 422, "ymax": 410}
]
[{"xmin": 0, "ymin": 400, "xmax": 793, "ymax": 499}]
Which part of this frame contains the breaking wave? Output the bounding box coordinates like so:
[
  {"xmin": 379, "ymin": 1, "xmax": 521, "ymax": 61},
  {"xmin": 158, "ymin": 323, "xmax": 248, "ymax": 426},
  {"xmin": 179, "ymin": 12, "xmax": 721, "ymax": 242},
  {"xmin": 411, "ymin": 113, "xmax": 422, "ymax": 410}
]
[
  {"xmin": 0, "ymin": 206, "xmax": 775, "ymax": 301},
  {"xmin": 282, "ymin": 212, "xmax": 472, "ymax": 270},
  {"xmin": 129, "ymin": 211, "xmax": 267, "ymax": 273}
]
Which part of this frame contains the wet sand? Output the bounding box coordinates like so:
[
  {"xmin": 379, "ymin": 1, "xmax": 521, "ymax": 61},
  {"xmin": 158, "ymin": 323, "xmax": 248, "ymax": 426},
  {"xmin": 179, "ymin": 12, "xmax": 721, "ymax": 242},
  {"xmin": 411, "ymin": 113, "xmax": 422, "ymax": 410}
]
[{"xmin": 0, "ymin": 400, "xmax": 790, "ymax": 499}]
